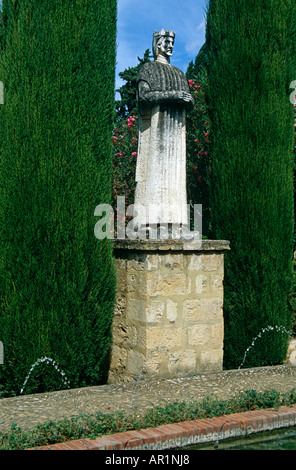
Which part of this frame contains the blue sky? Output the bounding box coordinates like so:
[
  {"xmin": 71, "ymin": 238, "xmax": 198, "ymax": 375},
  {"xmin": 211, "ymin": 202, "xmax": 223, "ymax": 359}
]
[
  {"xmin": 116, "ymin": 0, "xmax": 208, "ymax": 91},
  {"xmin": 0, "ymin": 0, "xmax": 208, "ymax": 91}
]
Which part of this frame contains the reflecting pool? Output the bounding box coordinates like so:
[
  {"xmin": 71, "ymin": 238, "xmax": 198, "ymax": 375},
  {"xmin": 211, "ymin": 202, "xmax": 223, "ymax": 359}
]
[{"xmin": 181, "ymin": 426, "xmax": 296, "ymax": 450}]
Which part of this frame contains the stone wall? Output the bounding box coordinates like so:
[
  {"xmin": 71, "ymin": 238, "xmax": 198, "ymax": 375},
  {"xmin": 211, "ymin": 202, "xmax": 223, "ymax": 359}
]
[{"xmin": 107, "ymin": 239, "xmax": 230, "ymax": 383}]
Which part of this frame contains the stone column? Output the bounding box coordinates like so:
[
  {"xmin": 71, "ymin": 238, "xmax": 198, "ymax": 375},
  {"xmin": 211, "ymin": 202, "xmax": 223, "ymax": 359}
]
[{"xmin": 107, "ymin": 239, "xmax": 230, "ymax": 384}]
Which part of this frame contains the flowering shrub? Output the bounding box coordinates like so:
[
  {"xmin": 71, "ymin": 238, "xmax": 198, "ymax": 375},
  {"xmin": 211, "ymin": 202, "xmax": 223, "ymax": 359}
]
[
  {"xmin": 112, "ymin": 114, "xmax": 138, "ymax": 208},
  {"xmin": 186, "ymin": 78, "xmax": 212, "ymax": 235},
  {"xmin": 111, "ymin": 115, "xmax": 138, "ymax": 233}
]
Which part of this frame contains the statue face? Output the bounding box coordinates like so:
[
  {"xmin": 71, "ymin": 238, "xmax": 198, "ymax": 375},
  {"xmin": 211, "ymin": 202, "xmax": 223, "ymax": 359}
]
[{"xmin": 157, "ymin": 36, "xmax": 174, "ymax": 58}]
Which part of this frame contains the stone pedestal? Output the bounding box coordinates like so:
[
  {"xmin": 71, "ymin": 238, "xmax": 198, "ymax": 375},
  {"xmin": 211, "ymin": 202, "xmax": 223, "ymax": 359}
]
[{"xmin": 107, "ymin": 239, "xmax": 230, "ymax": 384}]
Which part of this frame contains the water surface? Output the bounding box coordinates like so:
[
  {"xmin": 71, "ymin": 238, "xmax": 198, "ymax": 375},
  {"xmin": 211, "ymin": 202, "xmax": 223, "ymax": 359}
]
[{"xmin": 182, "ymin": 426, "xmax": 296, "ymax": 450}]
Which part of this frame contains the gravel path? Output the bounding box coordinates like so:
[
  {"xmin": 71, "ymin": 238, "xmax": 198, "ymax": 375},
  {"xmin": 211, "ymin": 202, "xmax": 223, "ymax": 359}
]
[{"xmin": 1, "ymin": 364, "xmax": 296, "ymax": 434}]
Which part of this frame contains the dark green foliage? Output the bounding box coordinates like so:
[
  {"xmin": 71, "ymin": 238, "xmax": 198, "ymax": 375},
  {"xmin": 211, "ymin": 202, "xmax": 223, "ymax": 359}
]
[
  {"xmin": 186, "ymin": 61, "xmax": 212, "ymax": 237},
  {"xmin": 112, "ymin": 115, "xmax": 138, "ymax": 212},
  {"xmin": 294, "ymin": 103, "xmax": 296, "ymax": 244},
  {"xmin": 206, "ymin": 0, "xmax": 296, "ymax": 368},
  {"xmin": 186, "ymin": 42, "xmax": 208, "ymax": 83},
  {"xmin": 0, "ymin": 0, "xmax": 117, "ymax": 396},
  {"xmin": 115, "ymin": 49, "xmax": 152, "ymax": 123}
]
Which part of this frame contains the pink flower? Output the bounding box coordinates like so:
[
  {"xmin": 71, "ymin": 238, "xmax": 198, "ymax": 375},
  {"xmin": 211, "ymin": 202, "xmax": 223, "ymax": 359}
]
[
  {"xmin": 188, "ymin": 79, "xmax": 195, "ymax": 88},
  {"xmin": 118, "ymin": 152, "xmax": 123, "ymax": 157},
  {"xmin": 132, "ymin": 152, "xmax": 137, "ymax": 157},
  {"xmin": 127, "ymin": 115, "xmax": 136, "ymax": 128}
]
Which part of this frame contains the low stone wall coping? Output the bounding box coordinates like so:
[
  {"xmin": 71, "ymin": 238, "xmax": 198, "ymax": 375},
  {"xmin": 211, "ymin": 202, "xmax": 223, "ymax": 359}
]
[
  {"xmin": 29, "ymin": 404, "xmax": 296, "ymax": 450},
  {"xmin": 113, "ymin": 239, "xmax": 230, "ymax": 252}
]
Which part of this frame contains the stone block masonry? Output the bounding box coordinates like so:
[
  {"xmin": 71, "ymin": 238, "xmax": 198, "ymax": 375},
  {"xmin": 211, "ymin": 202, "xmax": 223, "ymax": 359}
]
[{"xmin": 108, "ymin": 239, "xmax": 230, "ymax": 384}]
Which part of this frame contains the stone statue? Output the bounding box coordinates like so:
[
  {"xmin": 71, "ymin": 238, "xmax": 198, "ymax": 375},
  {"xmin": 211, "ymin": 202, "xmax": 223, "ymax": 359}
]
[{"xmin": 134, "ymin": 29, "xmax": 194, "ymax": 234}]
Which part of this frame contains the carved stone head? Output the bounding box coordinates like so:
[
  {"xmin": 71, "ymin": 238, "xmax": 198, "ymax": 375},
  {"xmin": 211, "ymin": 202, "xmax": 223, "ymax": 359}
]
[{"xmin": 152, "ymin": 29, "xmax": 175, "ymax": 61}]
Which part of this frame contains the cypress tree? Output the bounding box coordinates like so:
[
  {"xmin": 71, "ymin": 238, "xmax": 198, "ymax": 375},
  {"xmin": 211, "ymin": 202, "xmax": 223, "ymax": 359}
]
[
  {"xmin": 186, "ymin": 43, "xmax": 208, "ymax": 83},
  {"xmin": 115, "ymin": 49, "xmax": 152, "ymax": 123},
  {"xmin": 0, "ymin": 0, "xmax": 117, "ymax": 396},
  {"xmin": 206, "ymin": 0, "xmax": 296, "ymax": 368}
]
